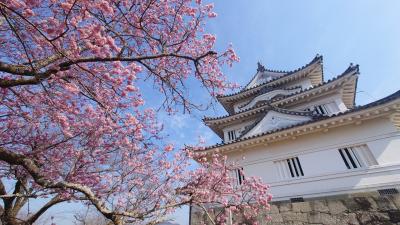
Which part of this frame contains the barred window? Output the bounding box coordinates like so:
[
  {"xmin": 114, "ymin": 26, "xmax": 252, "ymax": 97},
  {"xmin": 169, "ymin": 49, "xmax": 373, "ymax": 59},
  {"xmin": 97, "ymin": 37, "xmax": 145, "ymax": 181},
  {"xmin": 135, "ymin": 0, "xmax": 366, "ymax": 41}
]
[
  {"xmin": 314, "ymin": 105, "xmax": 328, "ymax": 115},
  {"xmin": 227, "ymin": 130, "xmax": 236, "ymax": 141},
  {"xmin": 338, "ymin": 145, "xmax": 377, "ymax": 169},
  {"xmin": 236, "ymin": 167, "xmax": 245, "ymax": 185},
  {"xmin": 275, "ymin": 156, "xmax": 304, "ymax": 180}
]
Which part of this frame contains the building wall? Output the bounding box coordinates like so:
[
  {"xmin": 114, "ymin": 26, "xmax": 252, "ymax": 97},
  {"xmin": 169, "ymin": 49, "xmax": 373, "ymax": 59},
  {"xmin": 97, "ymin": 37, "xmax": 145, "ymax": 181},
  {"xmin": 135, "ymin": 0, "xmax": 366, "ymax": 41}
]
[{"xmin": 227, "ymin": 117, "xmax": 400, "ymax": 200}]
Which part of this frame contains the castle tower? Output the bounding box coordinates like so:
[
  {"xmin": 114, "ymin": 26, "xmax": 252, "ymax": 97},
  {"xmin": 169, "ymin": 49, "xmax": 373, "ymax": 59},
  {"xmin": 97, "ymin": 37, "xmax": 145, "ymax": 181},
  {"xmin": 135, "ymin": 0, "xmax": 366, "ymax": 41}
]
[{"xmin": 192, "ymin": 55, "xmax": 400, "ymax": 224}]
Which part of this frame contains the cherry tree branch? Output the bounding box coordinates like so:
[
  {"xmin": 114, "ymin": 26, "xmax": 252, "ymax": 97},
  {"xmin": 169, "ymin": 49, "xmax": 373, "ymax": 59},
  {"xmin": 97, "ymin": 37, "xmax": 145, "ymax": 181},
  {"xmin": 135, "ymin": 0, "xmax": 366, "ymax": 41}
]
[
  {"xmin": 0, "ymin": 147, "xmax": 194, "ymax": 224},
  {"xmin": 0, "ymin": 51, "xmax": 217, "ymax": 88},
  {"xmin": 0, "ymin": 147, "xmax": 117, "ymax": 221},
  {"xmin": 26, "ymin": 195, "xmax": 68, "ymax": 224}
]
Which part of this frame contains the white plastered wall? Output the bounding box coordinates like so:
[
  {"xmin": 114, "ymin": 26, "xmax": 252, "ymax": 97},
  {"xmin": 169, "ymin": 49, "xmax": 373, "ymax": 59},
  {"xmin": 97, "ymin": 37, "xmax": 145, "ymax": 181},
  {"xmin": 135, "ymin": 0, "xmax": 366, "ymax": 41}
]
[{"xmin": 227, "ymin": 117, "xmax": 400, "ymax": 200}]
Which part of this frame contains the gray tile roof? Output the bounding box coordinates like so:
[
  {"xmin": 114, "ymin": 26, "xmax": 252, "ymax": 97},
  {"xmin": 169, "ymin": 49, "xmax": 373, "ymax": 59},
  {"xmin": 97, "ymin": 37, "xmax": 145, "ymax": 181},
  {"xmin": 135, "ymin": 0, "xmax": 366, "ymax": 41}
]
[
  {"xmin": 202, "ymin": 89, "xmax": 400, "ymax": 151},
  {"xmin": 203, "ymin": 64, "xmax": 358, "ymax": 122},
  {"xmin": 218, "ymin": 54, "xmax": 323, "ymax": 99}
]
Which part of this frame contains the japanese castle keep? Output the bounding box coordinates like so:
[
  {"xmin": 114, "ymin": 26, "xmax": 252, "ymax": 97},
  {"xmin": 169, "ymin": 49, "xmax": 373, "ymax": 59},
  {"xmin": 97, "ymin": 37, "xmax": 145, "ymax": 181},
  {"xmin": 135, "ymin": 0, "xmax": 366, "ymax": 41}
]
[{"xmin": 191, "ymin": 55, "xmax": 400, "ymax": 225}]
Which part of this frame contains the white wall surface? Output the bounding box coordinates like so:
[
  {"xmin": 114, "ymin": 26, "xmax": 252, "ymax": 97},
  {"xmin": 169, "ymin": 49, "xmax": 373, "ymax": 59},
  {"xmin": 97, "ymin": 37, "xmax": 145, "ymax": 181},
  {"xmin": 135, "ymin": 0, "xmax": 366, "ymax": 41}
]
[
  {"xmin": 268, "ymin": 163, "xmax": 400, "ymax": 200},
  {"xmin": 299, "ymin": 149, "xmax": 348, "ymax": 177},
  {"xmin": 228, "ymin": 117, "xmax": 400, "ymax": 199},
  {"xmin": 368, "ymin": 137, "xmax": 400, "ymax": 166}
]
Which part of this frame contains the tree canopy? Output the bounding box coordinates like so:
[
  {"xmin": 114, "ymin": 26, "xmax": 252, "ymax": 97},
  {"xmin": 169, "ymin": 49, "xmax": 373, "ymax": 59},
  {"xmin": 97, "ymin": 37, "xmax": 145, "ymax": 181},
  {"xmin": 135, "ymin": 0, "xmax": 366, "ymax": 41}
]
[{"xmin": 0, "ymin": 0, "xmax": 271, "ymax": 224}]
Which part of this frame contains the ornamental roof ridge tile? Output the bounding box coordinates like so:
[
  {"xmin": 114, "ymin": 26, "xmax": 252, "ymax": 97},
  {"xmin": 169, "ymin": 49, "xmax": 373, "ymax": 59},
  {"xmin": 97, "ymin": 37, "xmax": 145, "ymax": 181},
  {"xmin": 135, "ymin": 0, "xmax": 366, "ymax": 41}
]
[
  {"xmin": 202, "ymin": 105, "xmax": 269, "ymax": 122},
  {"xmin": 203, "ymin": 64, "xmax": 358, "ymax": 122},
  {"xmin": 219, "ymin": 54, "xmax": 323, "ymax": 98},
  {"xmin": 201, "ymin": 89, "xmax": 400, "ymax": 151},
  {"xmin": 256, "ymin": 62, "xmax": 292, "ymax": 73},
  {"xmin": 268, "ymin": 104, "xmax": 315, "ymax": 117}
]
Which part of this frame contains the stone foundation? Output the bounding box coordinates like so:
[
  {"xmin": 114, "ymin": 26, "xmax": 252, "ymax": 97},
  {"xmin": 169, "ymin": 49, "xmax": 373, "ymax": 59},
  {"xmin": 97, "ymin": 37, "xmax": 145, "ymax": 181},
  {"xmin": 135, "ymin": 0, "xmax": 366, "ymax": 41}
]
[{"xmin": 190, "ymin": 191, "xmax": 400, "ymax": 225}]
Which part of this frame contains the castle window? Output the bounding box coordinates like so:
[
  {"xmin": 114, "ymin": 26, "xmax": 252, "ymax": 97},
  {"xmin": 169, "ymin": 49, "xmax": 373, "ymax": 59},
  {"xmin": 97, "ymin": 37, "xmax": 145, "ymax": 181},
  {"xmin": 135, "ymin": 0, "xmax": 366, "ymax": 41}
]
[
  {"xmin": 304, "ymin": 104, "xmax": 329, "ymax": 115},
  {"xmin": 314, "ymin": 105, "xmax": 328, "ymax": 115},
  {"xmin": 227, "ymin": 130, "xmax": 236, "ymax": 141},
  {"xmin": 236, "ymin": 167, "xmax": 245, "ymax": 185},
  {"xmin": 275, "ymin": 156, "xmax": 304, "ymax": 180},
  {"xmin": 338, "ymin": 145, "xmax": 377, "ymax": 169},
  {"xmin": 287, "ymin": 157, "xmax": 304, "ymax": 178},
  {"xmin": 339, "ymin": 147, "xmax": 360, "ymax": 169}
]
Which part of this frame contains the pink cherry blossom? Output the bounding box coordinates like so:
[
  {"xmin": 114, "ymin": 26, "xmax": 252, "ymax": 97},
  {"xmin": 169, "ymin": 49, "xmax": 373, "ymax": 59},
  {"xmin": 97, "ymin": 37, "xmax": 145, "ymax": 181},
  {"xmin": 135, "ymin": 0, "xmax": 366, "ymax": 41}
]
[{"xmin": 0, "ymin": 0, "xmax": 270, "ymax": 224}]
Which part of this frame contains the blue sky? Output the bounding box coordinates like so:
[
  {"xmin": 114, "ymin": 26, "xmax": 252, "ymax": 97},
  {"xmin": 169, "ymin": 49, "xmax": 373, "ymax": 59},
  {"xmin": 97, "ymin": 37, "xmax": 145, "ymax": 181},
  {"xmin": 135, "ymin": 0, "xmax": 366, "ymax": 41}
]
[
  {"xmin": 168, "ymin": 1, "xmax": 400, "ymax": 224},
  {"xmin": 36, "ymin": 1, "xmax": 400, "ymax": 224},
  {"xmin": 165, "ymin": 0, "xmax": 400, "ymax": 156}
]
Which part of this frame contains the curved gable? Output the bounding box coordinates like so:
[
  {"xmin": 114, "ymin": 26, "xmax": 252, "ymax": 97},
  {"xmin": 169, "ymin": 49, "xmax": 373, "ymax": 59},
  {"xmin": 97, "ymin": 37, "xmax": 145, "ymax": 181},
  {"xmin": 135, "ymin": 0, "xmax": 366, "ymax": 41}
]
[
  {"xmin": 242, "ymin": 110, "xmax": 312, "ymax": 138},
  {"xmin": 245, "ymin": 70, "xmax": 286, "ymax": 90}
]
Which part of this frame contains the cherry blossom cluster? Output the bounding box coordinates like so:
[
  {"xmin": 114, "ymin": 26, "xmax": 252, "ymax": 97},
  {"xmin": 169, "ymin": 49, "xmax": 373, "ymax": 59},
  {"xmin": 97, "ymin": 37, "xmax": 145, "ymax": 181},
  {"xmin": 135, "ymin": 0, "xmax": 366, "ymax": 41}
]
[{"xmin": 0, "ymin": 0, "xmax": 269, "ymax": 224}]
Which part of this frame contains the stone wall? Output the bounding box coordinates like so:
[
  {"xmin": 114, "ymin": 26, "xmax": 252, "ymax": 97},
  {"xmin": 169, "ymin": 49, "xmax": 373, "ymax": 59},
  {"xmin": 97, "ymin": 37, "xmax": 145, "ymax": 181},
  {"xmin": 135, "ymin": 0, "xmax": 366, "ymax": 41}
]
[{"xmin": 190, "ymin": 191, "xmax": 400, "ymax": 225}]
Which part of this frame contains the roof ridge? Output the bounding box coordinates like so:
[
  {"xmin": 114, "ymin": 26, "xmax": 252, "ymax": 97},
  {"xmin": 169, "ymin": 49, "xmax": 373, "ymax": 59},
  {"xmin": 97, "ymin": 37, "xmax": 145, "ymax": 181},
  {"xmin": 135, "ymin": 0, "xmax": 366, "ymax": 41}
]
[
  {"xmin": 269, "ymin": 105, "xmax": 315, "ymax": 117},
  {"xmin": 257, "ymin": 61, "xmax": 295, "ymax": 74},
  {"xmin": 226, "ymin": 54, "xmax": 323, "ymax": 97}
]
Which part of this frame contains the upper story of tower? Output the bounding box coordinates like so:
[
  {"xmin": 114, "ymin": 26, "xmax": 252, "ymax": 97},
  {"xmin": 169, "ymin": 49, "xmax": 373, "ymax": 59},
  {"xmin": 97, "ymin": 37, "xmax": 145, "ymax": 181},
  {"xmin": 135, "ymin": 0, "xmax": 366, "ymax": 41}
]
[
  {"xmin": 216, "ymin": 55, "xmax": 325, "ymax": 115},
  {"xmin": 204, "ymin": 55, "xmax": 359, "ymax": 144}
]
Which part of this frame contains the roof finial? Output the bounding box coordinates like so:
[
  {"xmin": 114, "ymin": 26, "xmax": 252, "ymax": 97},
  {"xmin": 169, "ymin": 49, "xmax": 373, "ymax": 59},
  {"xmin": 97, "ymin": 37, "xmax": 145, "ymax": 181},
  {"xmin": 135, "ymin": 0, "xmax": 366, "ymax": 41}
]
[{"xmin": 257, "ymin": 62, "xmax": 265, "ymax": 72}]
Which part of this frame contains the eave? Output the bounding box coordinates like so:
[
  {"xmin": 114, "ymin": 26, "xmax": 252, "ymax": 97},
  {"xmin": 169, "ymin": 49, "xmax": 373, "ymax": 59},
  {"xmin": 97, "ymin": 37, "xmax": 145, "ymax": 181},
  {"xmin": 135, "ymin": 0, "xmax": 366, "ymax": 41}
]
[
  {"xmin": 204, "ymin": 65, "xmax": 358, "ymax": 128},
  {"xmin": 236, "ymin": 106, "xmax": 316, "ymax": 139},
  {"xmin": 205, "ymin": 112, "xmax": 263, "ymax": 139},
  {"xmin": 217, "ymin": 55, "xmax": 324, "ymax": 114},
  {"xmin": 273, "ymin": 65, "xmax": 358, "ymax": 109},
  {"xmin": 204, "ymin": 106, "xmax": 314, "ymax": 139},
  {"xmin": 199, "ymin": 90, "xmax": 400, "ymax": 154}
]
